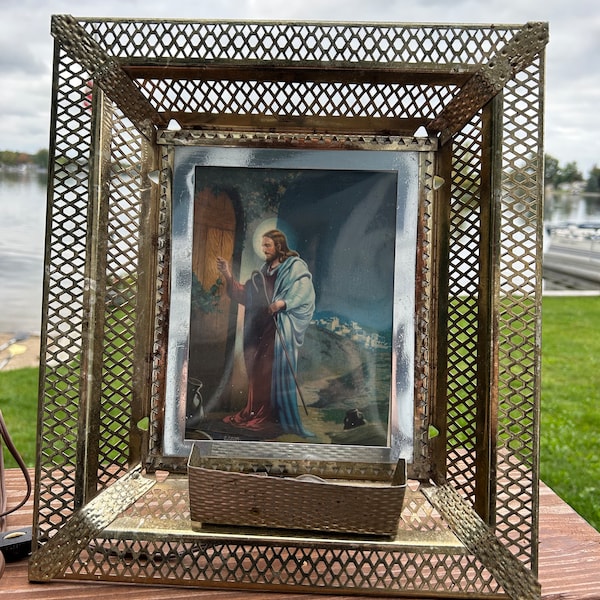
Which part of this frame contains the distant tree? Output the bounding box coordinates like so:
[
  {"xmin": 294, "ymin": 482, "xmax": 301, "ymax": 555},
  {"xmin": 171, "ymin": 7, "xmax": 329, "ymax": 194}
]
[
  {"xmin": 555, "ymin": 161, "xmax": 583, "ymax": 187},
  {"xmin": 585, "ymin": 165, "xmax": 600, "ymax": 194},
  {"xmin": 0, "ymin": 150, "xmax": 29, "ymax": 166},
  {"xmin": 33, "ymin": 149, "xmax": 49, "ymax": 169},
  {"xmin": 0, "ymin": 148, "xmax": 49, "ymax": 169},
  {"xmin": 544, "ymin": 154, "xmax": 560, "ymax": 188}
]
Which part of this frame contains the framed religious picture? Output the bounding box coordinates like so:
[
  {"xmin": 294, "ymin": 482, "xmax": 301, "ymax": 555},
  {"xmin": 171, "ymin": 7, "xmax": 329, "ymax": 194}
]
[
  {"xmin": 163, "ymin": 144, "xmax": 424, "ymax": 468},
  {"xmin": 32, "ymin": 16, "xmax": 547, "ymax": 598}
]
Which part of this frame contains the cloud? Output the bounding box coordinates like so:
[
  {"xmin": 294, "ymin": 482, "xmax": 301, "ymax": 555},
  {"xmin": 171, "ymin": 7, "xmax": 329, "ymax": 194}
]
[
  {"xmin": 0, "ymin": 0, "xmax": 598, "ymax": 173},
  {"xmin": 0, "ymin": 39, "xmax": 48, "ymax": 77},
  {"xmin": 0, "ymin": 70, "xmax": 52, "ymax": 152}
]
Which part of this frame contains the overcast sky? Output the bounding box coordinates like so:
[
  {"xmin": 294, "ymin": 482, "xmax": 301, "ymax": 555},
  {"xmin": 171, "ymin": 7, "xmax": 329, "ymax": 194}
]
[{"xmin": 1, "ymin": 0, "xmax": 598, "ymax": 176}]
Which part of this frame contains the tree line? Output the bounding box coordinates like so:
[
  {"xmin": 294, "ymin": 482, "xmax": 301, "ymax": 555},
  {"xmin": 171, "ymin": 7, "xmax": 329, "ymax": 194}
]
[
  {"xmin": 3, "ymin": 148, "xmax": 599, "ymax": 193},
  {"xmin": 0, "ymin": 149, "xmax": 48, "ymax": 169},
  {"xmin": 545, "ymin": 154, "xmax": 600, "ymax": 193}
]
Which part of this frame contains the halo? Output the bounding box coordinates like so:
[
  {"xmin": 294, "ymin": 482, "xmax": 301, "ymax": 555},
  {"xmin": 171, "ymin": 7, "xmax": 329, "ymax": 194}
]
[{"xmin": 252, "ymin": 217, "xmax": 294, "ymax": 259}]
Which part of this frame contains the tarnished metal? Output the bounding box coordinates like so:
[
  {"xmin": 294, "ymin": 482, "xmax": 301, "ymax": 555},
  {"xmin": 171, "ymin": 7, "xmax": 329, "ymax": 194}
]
[
  {"xmin": 424, "ymin": 484, "xmax": 541, "ymax": 600},
  {"xmin": 32, "ymin": 15, "xmax": 547, "ymax": 598},
  {"xmin": 427, "ymin": 22, "xmax": 549, "ymax": 144},
  {"xmin": 29, "ymin": 467, "xmax": 155, "ymax": 581},
  {"xmin": 50, "ymin": 14, "xmax": 166, "ymax": 139},
  {"xmin": 74, "ymin": 85, "xmax": 113, "ymax": 507}
]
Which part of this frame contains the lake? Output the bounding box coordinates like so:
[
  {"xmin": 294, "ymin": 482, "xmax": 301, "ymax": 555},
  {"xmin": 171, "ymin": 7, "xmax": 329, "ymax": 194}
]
[
  {"xmin": 1, "ymin": 171, "xmax": 599, "ymax": 334},
  {"xmin": 0, "ymin": 169, "xmax": 47, "ymax": 334},
  {"xmin": 544, "ymin": 189, "xmax": 600, "ymax": 227}
]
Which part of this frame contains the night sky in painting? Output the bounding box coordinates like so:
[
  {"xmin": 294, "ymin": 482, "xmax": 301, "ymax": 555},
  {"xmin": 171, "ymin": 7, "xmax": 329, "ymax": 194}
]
[
  {"xmin": 195, "ymin": 166, "xmax": 399, "ymax": 333},
  {"xmin": 277, "ymin": 169, "xmax": 398, "ymax": 333}
]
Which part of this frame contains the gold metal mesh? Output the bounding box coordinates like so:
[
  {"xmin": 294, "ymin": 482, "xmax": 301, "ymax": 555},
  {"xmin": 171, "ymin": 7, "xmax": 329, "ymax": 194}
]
[
  {"xmin": 36, "ymin": 46, "xmax": 92, "ymax": 540},
  {"xmin": 32, "ymin": 16, "xmax": 547, "ymax": 598},
  {"xmin": 495, "ymin": 61, "xmax": 545, "ymax": 568},
  {"xmin": 446, "ymin": 117, "xmax": 485, "ymax": 503}
]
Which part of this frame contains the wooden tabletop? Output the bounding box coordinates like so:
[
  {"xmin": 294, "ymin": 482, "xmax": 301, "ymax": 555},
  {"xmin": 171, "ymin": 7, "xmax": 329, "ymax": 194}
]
[{"xmin": 2, "ymin": 468, "xmax": 599, "ymax": 599}]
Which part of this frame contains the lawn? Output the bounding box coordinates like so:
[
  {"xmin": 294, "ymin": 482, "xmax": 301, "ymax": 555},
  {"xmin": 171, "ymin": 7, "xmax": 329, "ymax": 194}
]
[
  {"xmin": 0, "ymin": 366, "xmax": 39, "ymax": 469},
  {"xmin": 539, "ymin": 295, "xmax": 599, "ymax": 531},
  {"xmin": 0, "ymin": 296, "xmax": 598, "ymax": 530}
]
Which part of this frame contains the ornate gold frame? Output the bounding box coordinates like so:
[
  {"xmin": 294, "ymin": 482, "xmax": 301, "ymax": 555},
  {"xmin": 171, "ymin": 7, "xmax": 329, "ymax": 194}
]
[{"xmin": 30, "ymin": 16, "xmax": 548, "ymax": 599}]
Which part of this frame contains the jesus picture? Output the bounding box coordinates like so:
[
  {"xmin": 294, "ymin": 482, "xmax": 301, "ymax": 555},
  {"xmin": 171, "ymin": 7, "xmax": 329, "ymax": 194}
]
[
  {"xmin": 184, "ymin": 163, "xmax": 402, "ymax": 447},
  {"xmin": 216, "ymin": 229, "xmax": 315, "ymax": 437}
]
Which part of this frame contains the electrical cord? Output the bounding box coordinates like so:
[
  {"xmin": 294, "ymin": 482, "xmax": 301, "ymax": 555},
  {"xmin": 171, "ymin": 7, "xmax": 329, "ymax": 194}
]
[{"xmin": 0, "ymin": 408, "xmax": 32, "ymax": 578}]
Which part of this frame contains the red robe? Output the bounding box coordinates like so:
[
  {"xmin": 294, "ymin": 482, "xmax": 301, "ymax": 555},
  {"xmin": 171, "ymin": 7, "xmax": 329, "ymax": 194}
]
[{"xmin": 223, "ymin": 268, "xmax": 278, "ymax": 431}]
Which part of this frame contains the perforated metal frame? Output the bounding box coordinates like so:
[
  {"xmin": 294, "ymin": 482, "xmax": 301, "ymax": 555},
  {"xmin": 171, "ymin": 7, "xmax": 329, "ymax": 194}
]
[{"xmin": 30, "ymin": 16, "xmax": 548, "ymax": 599}]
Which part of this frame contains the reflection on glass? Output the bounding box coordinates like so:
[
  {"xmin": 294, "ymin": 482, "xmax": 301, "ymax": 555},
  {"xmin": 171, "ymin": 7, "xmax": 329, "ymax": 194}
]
[{"xmin": 164, "ymin": 147, "xmax": 419, "ymax": 464}]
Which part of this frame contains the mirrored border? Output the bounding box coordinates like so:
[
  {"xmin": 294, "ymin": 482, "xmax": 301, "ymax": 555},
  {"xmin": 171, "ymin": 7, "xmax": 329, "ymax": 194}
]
[{"xmin": 163, "ymin": 145, "xmax": 420, "ymax": 465}]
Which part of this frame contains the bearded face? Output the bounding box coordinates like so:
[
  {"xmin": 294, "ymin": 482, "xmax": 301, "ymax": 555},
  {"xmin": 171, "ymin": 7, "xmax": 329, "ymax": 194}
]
[{"xmin": 261, "ymin": 236, "xmax": 278, "ymax": 264}]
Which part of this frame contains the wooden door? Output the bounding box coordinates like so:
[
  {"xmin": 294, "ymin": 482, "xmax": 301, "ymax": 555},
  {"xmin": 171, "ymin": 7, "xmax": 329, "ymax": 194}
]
[{"xmin": 188, "ymin": 187, "xmax": 237, "ymax": 414}]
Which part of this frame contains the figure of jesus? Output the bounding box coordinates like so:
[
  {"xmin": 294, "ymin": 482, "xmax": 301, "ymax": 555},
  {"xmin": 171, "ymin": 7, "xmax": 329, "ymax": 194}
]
[{"xmin": 216, "ymin": 229, "xmax": 315, "ymax": 437}]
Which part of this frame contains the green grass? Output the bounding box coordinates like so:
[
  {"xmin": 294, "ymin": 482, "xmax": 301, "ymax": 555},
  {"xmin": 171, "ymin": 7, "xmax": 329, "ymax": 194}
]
[
  {"xmin": 540, "ymin": 296, "xmax": 600, "ymax": 531},
  {"xmin": 0, "ymin": 296, "xmax": 598, "ymax": 531},
  {"xmin": 0, "ymin": 367, "xmax": 39, "ymax": 468}
]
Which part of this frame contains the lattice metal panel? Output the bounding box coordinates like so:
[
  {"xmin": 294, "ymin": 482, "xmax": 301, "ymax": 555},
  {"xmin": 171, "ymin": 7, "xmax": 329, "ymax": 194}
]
[
  {"xmin": 62, "ymin": 539, "xmax": 497, "ymax": 594},
  {"xmin": 138, "ymin": 79, "xmax": 459, "ymax": 120},
  {"xmin": 59, "ymin": 480, "xmax": 502, "ymax": 595},
  {"xmin": 64, "ymin": 541, "xmax": 503, "ymax": 595},
  {"xmin": 32, "ymin": 16, "xmax": 547, "ymax": 599},
  {"xmin": 80, "ymin": 19, "xmax": 516, "ymax": 65},
  {"xmin": 36, "ymin": 57, "xmax": 148, "ymax": 538},
  {"xmin": 495, "ymin": 58, "xmax": 545, "ymax": 569},
  {"xmin": 35, "ymin": 46, "xmax": 93, "ymax": 542},
  {"xmin": 96, "ymin": 111, "xmax": 144, "ymax": 487},
  {"xmin": 446, "ymin": 117, "xmax": 484, "ymax": 504}
]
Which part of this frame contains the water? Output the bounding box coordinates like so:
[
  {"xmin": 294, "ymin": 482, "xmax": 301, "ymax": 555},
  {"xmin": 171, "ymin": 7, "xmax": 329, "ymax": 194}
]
[
  {"xmin": 542, "ymin": 191, "xmax": 600, "ymax": 291},
  {"xmin": 0, "ymin": 169, "xmax": 47, "ymax": 333},
  {"xmin": 544, "ymin": 190, "xmax": 600, "ymax": 226},
  {"xmin": 1, "ymin": 174, "xmax": 599, "ymax": 335}
]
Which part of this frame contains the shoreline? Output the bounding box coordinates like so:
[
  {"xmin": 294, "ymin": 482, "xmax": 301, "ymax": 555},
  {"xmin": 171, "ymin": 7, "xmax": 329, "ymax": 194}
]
[
  {"xmin": 1, "ymin": 284, "xmax": 598, "ymax": 373},
  {"xmin": 0, "ymin": 333, "xmax": 41, "ymax": 370}
]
